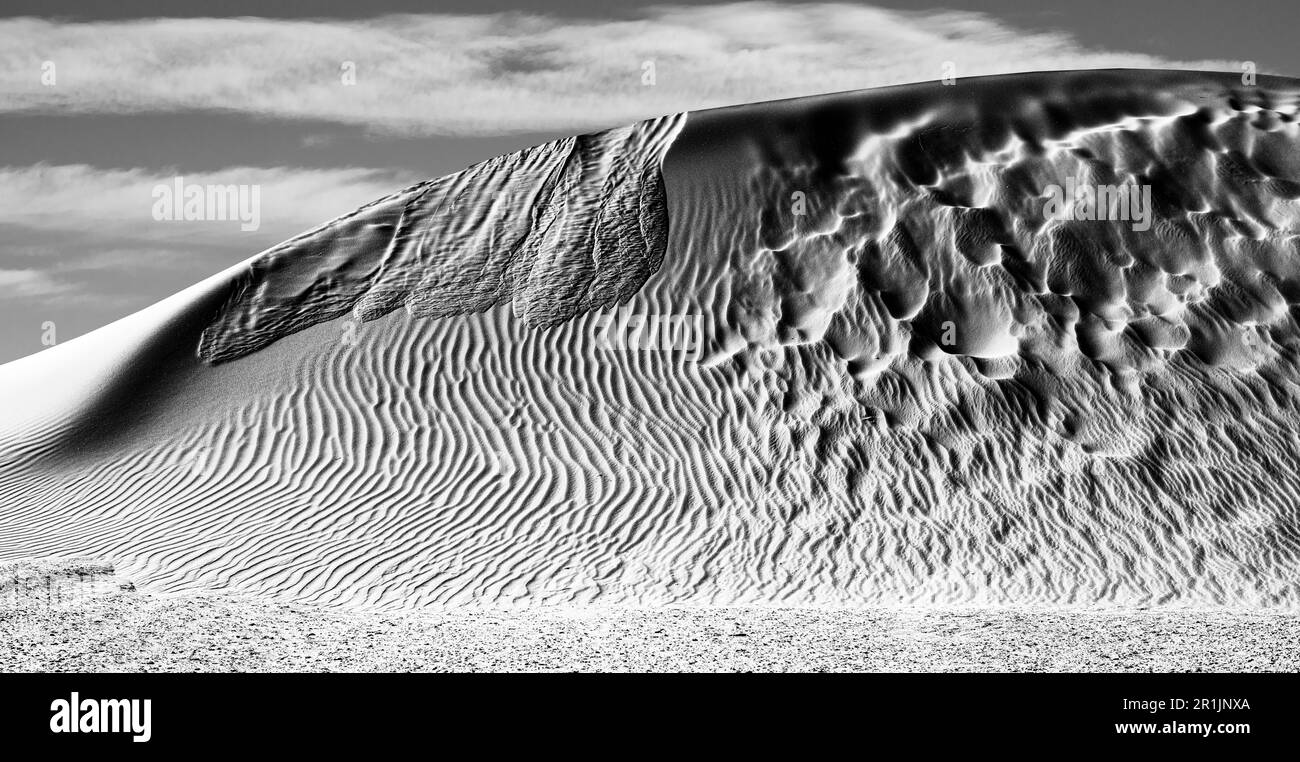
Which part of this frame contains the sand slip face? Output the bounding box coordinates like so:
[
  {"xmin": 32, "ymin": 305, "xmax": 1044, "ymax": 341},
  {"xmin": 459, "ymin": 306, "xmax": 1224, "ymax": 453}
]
[{"xmin": 2, "ymin": 69, "xmax": 1300, "ymax": 609}]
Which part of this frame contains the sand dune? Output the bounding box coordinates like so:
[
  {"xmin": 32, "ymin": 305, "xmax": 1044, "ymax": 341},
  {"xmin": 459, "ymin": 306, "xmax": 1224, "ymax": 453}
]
[{"xmin": 3, "ymin": 70, "xmax": 1300, "ymax": 609}]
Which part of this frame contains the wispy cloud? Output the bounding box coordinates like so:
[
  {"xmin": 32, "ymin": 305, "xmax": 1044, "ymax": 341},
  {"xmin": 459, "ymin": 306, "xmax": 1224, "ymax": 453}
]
[
  {"xmin": 0, "ymin": 163, "xmax": 421, "ymax": 309},
  {"xmin": 0, "ymin": 3, "xmax": 1242, "ymax": 135},
  {"xmin": 0, "ymin": 164, "xmax": 420, "ymax": 247},
  {"xmin": 0, "ymin": 268, "xmax": 74, "ymax": 299}
]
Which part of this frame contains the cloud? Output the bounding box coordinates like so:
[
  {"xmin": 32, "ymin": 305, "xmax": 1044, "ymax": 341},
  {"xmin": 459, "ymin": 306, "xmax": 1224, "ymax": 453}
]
[
  {"xmin": 0, "ymin": 164, "xmax": 422, "ymax": 248},
  {"xmin": 0, "ymin": 3, "xmax": 1244, "ymax": 135},
  {"xmin": 0, "ymin": 268, "xmax": 74, "ymax": 299},
  {"xmin": 0, "ymin": 163, "xmax": 422, "ymax": 307}
]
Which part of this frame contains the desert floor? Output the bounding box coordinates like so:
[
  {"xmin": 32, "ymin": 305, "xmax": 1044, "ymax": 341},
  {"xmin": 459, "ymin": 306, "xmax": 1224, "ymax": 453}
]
[{"xmin": 1, "ymin": 557, "xmax": 1296, "ymax": 672}]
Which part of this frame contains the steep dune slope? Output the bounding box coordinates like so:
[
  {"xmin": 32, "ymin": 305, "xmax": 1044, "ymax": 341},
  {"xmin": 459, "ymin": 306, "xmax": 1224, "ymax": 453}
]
[{"xmin": 3, "ymin": 70, "xmax": 1300, "ymax": 608}]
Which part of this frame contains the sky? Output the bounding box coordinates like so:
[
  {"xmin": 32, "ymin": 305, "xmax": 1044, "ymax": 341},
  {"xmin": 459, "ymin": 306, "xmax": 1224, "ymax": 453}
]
[{"xmin": 1, "ymin": 0, "xmax": 1296, "ymax": 363}]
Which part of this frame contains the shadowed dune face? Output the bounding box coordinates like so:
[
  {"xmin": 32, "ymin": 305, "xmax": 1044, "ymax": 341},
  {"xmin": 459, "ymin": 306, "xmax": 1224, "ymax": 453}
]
[
  {"xmin": 3, "ymin": 70, "xmax": 1300, "ymax": 608},
  {"xmin": 197, "ymin": 114, "xmax": 687, "ymax": 364}
]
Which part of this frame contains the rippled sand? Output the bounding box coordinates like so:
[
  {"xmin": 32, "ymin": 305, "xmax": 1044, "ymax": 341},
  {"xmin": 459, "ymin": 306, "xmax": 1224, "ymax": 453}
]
[{"xmin": 3, "ymin": 71, "xmax": 1300, "ymax": 611}]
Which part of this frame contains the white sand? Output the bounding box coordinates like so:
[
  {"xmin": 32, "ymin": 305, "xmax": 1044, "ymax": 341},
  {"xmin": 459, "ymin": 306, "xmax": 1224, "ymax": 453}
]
[{"xmin": 1, "ymin": 559, "xmax": 1294, "ymax": 672}]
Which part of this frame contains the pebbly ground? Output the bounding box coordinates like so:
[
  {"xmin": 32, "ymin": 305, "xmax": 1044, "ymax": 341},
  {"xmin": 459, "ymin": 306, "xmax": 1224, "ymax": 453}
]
[{"xmin": 1, "ymin": 557, "xmax": 1297, "ymax": 672}]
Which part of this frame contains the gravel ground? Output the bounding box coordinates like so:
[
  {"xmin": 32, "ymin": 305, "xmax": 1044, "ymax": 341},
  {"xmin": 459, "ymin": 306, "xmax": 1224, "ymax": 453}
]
[{"xmin": 2, "ymin": 558, "xmax": 1297, "ymax": 672}]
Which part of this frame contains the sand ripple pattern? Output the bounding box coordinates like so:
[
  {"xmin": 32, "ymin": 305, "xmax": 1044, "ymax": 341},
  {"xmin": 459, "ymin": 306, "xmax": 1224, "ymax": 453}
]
[{"xmin": 2, "ymin": 71, "xmax": 1300, "ymax": 608}]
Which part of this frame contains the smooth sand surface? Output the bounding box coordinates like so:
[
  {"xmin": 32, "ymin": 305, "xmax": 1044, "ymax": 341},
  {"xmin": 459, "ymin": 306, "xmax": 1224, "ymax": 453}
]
[{"xmin": 2, "ymin": 560, "xmax": 1295, "ymax": 672}]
